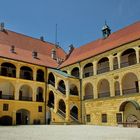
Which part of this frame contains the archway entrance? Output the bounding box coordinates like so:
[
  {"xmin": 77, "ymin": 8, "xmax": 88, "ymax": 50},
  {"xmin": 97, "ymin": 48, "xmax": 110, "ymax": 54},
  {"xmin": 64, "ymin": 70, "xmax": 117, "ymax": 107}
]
[
  {"xmin": 119, "ymin": 101, "xmax": 140, "ymax": 123},
  {"xmin": 16, "ymin": 109, "xmax": 30, "ymax": 125}
]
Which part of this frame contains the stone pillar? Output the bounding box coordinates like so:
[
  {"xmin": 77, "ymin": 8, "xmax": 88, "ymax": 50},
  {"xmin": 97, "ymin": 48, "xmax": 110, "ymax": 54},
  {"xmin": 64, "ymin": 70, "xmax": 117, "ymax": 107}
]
[
  {"xmin": 119, "ymin": 80, "xmax": 123, "ymax": 96},
  {"xmin": 32, "ymin": 84, "xmax": 36, "ymax": 102},
  {"xmin": 16, "ymin": 64, "xmax": 20, "ymax": 78},
  {"xmin": 109, "ymin": 56, "xmax": 113, "ymax": 71},
  {"xmin": 33, "ymin": 67, "xmax": 37, "ymax": 81},
  {"xmin": 135, "ymin": 48, "xmax": 140, "ymax": 64},
  {"xmin": 54, "ymin": 96, "xmax": 58, "ymax": 113},
  {"xmin": 93, "ymin": 61, "xmax": 97, "ymax": 75},
  {"xmin": 15, "ymin": 82, "xmax": 19, "ymax": 100},
  {"xmin": 94, "ymin": 81, "xmax": 98, "ymax": 99},
  {"xmin": 12, "ymin": 111, "xmax": 16, "ymax": 125},
  {"xmin": 65, "ymin": 100, "xmax": 70, "ymax": 122},
  {"xmin": 66, "ymin": 80, "xmax": 69, "ymax": 99},
  {"xmin": 117, "ymin": 53, "xmax": 121, "ymax": 69},
  {"xmin": 110, "ymin": 79, "xmax": 115, "ymax": 97},
  {"xmin": 80, "ymin": 67, "xmax": 83, "ymax": 79}
]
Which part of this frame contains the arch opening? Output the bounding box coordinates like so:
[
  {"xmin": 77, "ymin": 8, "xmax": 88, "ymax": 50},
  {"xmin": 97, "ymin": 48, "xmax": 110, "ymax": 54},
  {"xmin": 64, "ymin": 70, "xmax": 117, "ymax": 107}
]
[
  {"xmin": 83, "ymin": 63, "xmax": 93, "ymax": 78},
  {"xmin": 84, "ymin": 83, "xmax": 93, "ymax": 100},
  {"xmin": 71, "ymin": 67, "xmax": 79, "ymax": 78},
  {"xmin": 36, "ymin": 69, "xmax": 44, "ymax": 82}
]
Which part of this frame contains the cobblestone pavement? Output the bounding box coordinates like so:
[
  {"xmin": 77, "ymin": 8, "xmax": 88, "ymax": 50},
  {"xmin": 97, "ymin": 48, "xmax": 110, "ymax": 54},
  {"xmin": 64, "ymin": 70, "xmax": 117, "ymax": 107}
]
[{"xmin": 0, "ymin": 125, "xmax": 140, "ymax": 140}]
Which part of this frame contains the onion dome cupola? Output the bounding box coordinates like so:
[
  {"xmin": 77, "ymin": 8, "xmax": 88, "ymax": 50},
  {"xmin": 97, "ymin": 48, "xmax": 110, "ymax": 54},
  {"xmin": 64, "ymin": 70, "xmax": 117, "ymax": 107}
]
[{"xmin": 102, "ymin": 22, "xmax": 111, "ymax": 38}]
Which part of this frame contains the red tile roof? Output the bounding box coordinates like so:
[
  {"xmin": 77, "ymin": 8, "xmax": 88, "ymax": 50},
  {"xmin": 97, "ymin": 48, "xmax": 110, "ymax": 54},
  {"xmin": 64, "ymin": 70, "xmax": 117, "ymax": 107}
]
[
  {"xmin": 60, "ymin": 21, "xmax": 140, "ymax": 68},
  {"xmin": 0, "ymin": 30, "xmax": 66, "ymax": 67}
]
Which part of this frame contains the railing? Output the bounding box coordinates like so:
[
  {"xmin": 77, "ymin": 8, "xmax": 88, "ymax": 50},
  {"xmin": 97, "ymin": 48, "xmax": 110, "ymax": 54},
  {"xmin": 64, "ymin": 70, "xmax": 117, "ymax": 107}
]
[
  {"xmin": 70, "ymin": 89, "xmax": 78, "ymax": 96},
  {"xmin": 0, "ymin": 66, "xmax": 16, "ymax": 77},
  {"xmin": 48, "ymin": 80, "xmax": 55, "ymax": 87},
  {"xmin": 83, "ymin": 72, "xmax": 93, "ymax": 78},
  {"xmin": 47, "ymin": 102, "xmax": 54, "ymax": 108},
  {"xmin": 71, "ymin": 73, "xmax": 79, "ymax": 78},
  {"xmin": 20, "ymin": 70, "xmax": 33, "ymax": 80},
  {"xmin": 58, "ymin": 86, "xmax": 66, "ymax": 94},
  {"xmin": 118, "ymin": 122, "xmax": 140, "ymax": 128},
  {"xmin": 19, "ymin": 96, "xmax": 32, "ymax": 101},
  {"xmin": 97, "ymin": 67, "xmax": 110, "ymax": 74},
  {"xmin": 70, "ymin": 112, "xmax": 78, "ymax": 122},
  {"xmin": 120, "ymin": 61, "xmax": 136, "ymax": 68},
  {"xmin": 36, "ymin": 98, "xmax": 44, "ymax": 102},
  {"xmin": 0, "ymin": 94, "xmax": 14, "ymax": 100},
  {"xmin": 115, "ymin": 90, "xmax": 120, "ymax": 96},
  {"xmin": 98, "ymin": 92, "xmax": 110, "ymax": 98},
  {"xmin": 113, "ymin": 64, "xmax": 118, "ymax": 70},
  {"xmin": 57, "ymin": 109, "xmax": 66, "ymax": 118},
  {"xmin": 84, "ymin": 95, "xmax": 93, "ymax": 100},
  {"xmin": 123, "ymin": 88, "xmax": 138, "ymax": 95}
]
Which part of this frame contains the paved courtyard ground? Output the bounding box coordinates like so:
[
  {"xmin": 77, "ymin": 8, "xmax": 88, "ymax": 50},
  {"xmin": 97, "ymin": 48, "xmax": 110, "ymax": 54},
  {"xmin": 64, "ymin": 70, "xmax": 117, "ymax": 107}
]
[{"xmin": 0, "ymin": 125, "xmax": 140, "ymax": 140}]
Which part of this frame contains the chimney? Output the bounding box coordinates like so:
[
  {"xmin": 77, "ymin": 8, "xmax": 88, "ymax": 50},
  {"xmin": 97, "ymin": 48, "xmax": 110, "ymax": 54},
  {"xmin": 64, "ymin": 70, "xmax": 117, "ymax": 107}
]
[
  {"xmin": 32, "ymin": 51, "xmax": 38, "ymax": 59},
  {"xmin": 40, "ymin": 36, "xmax": 44, "ymax": 41},
  {"xmin": 10, "ymin": 45, "xmax": 16, "ymax": 53},
  {"xmin": 0, "ymin": 22, "xmax": 4, "ymax": 31},
  {"xmin": 51, "ymin": 49, "xmax": 56, "ymax": 60}
]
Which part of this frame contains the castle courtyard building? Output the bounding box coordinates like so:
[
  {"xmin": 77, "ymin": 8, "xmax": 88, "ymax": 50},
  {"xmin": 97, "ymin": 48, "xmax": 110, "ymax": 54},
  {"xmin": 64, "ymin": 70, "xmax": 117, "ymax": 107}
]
[{"xmin": 0, "ymin": 21, "xmax": 140, "ymax": 126}]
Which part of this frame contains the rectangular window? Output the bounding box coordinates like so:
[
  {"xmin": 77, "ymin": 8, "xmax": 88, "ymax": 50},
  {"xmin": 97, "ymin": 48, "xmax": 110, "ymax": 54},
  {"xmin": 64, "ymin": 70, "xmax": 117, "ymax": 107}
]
[
  {"xmin": 86, "ymin": 114, "xmax": 91, "ymax": 122},
  {"xmin": 116, "ymin": 113, "xmax": 122, "ymax": 123},
  {"xmin": 38, "ymin": 106, "xmax": 42, "ymax": 112},
  {"xmin": 3, "ymin": 104, "xmax": 9, "ymax": 111},
  {"xmin": 102, "ymin": 114, "xmax": 107, "ymax": 123}
]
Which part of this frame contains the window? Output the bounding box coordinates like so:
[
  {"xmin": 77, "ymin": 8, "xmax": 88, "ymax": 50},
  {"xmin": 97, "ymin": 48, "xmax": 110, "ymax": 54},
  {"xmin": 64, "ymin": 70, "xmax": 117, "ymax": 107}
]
[
  {"xmin": 116, "ymin": 113, "xmax": 122, "ymax": 123},
  {"xmin": 102, "ymin": 114, "xmax": 107, "ymax": 123},
  {"xmin": 86, "ymin": 114, "xmax": 91, "ymax": 122},
  {"xmin": 38, "ymin": 106, "xmax": 42, "ymax": 112},
  {"xmin": 3, "ymin": 104, "xmax": 9, "ymax": 111}
]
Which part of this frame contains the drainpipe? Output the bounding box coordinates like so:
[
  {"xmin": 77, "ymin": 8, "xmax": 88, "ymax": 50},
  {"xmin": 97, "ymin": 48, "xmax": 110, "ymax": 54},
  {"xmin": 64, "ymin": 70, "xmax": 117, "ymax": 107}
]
[
  {"xmin": 44, "ymin": 67, "xmax": 48, "ymax": 124},
  {"xmin": 78, "ymin": 62, "xmax": 83, "ymax": 124}
]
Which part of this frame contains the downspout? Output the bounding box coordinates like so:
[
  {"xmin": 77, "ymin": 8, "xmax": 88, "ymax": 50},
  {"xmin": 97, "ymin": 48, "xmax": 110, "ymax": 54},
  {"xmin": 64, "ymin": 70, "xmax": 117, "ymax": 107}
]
[
  {"xmin": 78, "ymin": 62, "xmax": 83, "ymax": 124},
  {"xmin": 44, "ymin": 67, "xmax": 48, "ymax": 124}
]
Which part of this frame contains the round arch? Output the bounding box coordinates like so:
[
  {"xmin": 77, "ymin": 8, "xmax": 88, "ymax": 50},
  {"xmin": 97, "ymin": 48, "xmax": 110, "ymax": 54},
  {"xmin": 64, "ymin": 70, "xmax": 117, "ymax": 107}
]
[
  {"xmin": 121, "ymin": 48, "xmax": 136, "ymax": 67},
  {"xmin": 97, "ymin": 57, "xmax": 109, "ymax": 74},
  {"xmin": 36, "ymin": 69, "xmax": 44, "ymax": 82},
  {"xmin": 84, "ymin": 82, "xmax": 93, "ymax": 99},
  {"xmin": 36, "ymin": 87, "xmax": 44, "ymax": 102},
  {"xmin": 71, "ymin": 67, "xmax": 79, "ymax": 78},
  {"xmin": 48, "ymin": 91, "xmax": 55, "ymax": 108},
  {"xmin": 0, "ymin": 81, "xmax": 15, "ymax": 100},
  {"xmin": 1, "ymin": 62, "xmax": 16, "ymax": 77},
  {"xmin": 70, "ymin": 106, "xmax": 78, "ymax": 120},
  {"xmin": 58, "ymin": 80, "xmax": 66, "ymax": 94},
  {"xmin": 70, "ymin": 84, "xmax": 78, "ymax": 96},
  {"xmin": 98, "ymin": 79, "xmax": 110, "ymax": 98},
  {"xmin": 48, "ymin": 72, "xmax": 55, "ymax": 86},
  {"xmin": 58, "ymin": 99, "xmax": 66, "ymax": 117},
  {"xmin": 16, "ymin": 109, "xmax": 30, "ymax": 125},
  {"xmin": 83, "ymin": 63, "xmax": 93, "ymax": 78},
  {"xmin": 19, "ymin": 85, "xmax": 33, "ymax": 101},
  {"xmin": 122, "ymin": 72, "xmax": 139, "ymax": 95}
]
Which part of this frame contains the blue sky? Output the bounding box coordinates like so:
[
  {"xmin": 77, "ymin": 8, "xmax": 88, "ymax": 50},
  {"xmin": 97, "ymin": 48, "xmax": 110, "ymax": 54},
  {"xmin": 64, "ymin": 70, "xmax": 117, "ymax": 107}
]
[{"xmin": 0, "ymin": 0, "xmax": 140, "ymax": 52}]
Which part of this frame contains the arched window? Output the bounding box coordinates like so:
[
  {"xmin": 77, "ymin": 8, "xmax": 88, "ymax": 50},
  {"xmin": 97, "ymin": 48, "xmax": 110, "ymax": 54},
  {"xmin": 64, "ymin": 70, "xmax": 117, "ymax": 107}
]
[
  {"xmin": 98, "ymin": 79, "xmax": 110, "ymax": 98},
  {"xmin": 36, "ymin": 69, "xmax": 44, "ymax": 82},
  {"xmin": 70, "ymin": 106, "xmax": 78, "ymax": 120},
  {"xmin": 83, "ymin": 63, "xmax": 93, "ymax": 78},
  {"xmin": 58, "ymin": 80, "xmax": 66, "ymax": 94},
  {"xmin": 20, "ymin": 66, "xmax": 33, "ymax": 80},
  {"xmin": 48, "ymin": 73, "xmax": 55, "ymax": 87},
  {"xmin": 121, "ymin": 49, "xmax": 136, "ymax": 68},
  {"xmin": 19, "ymin": 85, "xmax": 32, "ymax": 101},
  {"xmin": 1, "ymin": 62, "xmax": 16, "ymax": 78},
  {"xmin": 0, "ymin": 81, "xmax": 14, "ymax": 100},
  {"xmin": 36, "ymin": 87, "xmax": 43, "ymax": 102},
  {"xmin": 97, "ymin": 57, "xmax": 109, "ymax": 74},
  {"xmin": 48, "ymin": 91, "xmax": 54, "ymax": 108},
  {"xmin": 122, "ymin": 73, "xmax": 139, "ymax": 95},
  {"xmin": 115, "ymin": 81, "xmax": 120, "ymax": 96},
  {"xmin": 84, "ymin": 83, "xmax": 93, "ymax": 100},
  {"xmin": 70, "ymin": 84, "xmax": 78, "ymax": 96},
  {"xmin": 71, "ymin": 67, "xmax": 79, "ymax": 78},
  {"xmin": 58, "ymin": 99, "xmax": 66, "ymax": 118}
]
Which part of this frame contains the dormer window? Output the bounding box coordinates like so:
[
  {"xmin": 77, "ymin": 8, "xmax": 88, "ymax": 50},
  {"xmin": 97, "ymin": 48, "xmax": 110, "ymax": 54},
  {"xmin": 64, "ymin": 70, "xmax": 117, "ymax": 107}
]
[
  {"xmin": 32, "ymin": 51, "xmax": 38, "ymax": 59},
  {"xmin": 10, "ymin": 45, "xmax": 16, "ymax": 53}
]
